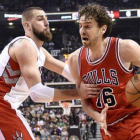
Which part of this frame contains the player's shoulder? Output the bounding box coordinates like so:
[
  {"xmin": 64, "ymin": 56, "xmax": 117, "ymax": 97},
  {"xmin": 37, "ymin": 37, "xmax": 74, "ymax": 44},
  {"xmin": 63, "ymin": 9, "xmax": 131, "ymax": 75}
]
[
  {"xmin": 119, "ymin": 39, "xmax": 140, "ymax": 53},
  {"xmin": 119, "ymin": 38, "xmax": 140, "ymax": 61},
  {"xmin": 12, "ymin": 37, "xmax": 36, "ymax": 52},
  {"xmin": 16, "ymin": 38, "xmax": 32, "ymax": 46},
  {"xmin": 119, "ymin": 39, "xmax": 139, "ymax": 49},
  {"xmin": 10, "ymin": 37, "xmax": 38, "ymax": 61},
  {"xmin": 69, "ymin": 48, "xmax": 81, "ymax": 60}
]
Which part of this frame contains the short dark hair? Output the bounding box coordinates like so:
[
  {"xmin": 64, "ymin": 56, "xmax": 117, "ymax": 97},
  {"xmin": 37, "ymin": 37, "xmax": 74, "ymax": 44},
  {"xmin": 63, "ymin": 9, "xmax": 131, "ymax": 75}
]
[
  {"xmin": 22, "ymin": 7, "xmax": 43, "ymax": 22},
  {"xmin": 78, "ymin": 3, "xmax": 112, "ymax": 38}
]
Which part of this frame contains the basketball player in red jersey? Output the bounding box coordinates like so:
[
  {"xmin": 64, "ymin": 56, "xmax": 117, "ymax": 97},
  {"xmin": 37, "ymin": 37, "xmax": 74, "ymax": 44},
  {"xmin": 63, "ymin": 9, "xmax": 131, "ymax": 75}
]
[
  {"xmin": 68, "ymin": 3, "xmax": 140, "ymax": 140},
  {"xmin": 0, "ymin": 7, "xmax": 100, "ymax": 140}
]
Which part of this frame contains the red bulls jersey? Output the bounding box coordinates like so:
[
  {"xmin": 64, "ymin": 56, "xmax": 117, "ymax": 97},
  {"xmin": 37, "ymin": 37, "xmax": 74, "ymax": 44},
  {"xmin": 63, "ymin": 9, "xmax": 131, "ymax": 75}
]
[{"xmin": 78, "ymin": 37, "xmax": 139, "ymax": 125}]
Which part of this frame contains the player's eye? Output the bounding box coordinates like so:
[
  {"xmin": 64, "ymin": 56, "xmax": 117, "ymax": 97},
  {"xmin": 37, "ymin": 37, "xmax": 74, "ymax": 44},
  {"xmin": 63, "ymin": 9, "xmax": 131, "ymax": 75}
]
[
  {"xmin": 85, "ymin": 25, "xmax": 91, "ymax": 28},
  {"xmin": 79, "ymin": 25, "xmax": 82, "ymax": 28},
  {"xmin": 38, "ymin": 18, "xmax": 43, "ymax": 21}
]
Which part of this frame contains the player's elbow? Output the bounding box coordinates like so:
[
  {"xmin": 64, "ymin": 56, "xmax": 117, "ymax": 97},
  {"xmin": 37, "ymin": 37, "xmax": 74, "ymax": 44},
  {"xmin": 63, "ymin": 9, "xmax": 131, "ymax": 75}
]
[
  {"xmin": 29, "ymin": 83, "xmax": 55, "ymax": 103},
  {"xmin": 30, "ymin": 92, "xmax": 52, "ymax": 103},
  {"xmin": 30, "ymin": 92, "xmax": 40, "ymax": 102}
]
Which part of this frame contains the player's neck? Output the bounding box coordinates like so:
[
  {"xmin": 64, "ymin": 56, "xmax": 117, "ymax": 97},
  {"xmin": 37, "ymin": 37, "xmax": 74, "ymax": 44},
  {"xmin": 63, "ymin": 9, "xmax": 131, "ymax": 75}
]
[
  {"xmin": 89, "ymin": 38, "xmax": 107, "ymax": 62},
  {"xmin": 25, "ymin": 34, "xmax": 44, "ymax": 49}
]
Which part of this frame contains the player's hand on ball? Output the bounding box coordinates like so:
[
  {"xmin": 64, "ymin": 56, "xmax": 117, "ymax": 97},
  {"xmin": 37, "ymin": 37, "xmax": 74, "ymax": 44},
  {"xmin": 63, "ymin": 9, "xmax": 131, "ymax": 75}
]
[
  {"xmin": 100, "ymin": 104, "xmax": 111, "ymax": 137},
  {"xmin": 78, "ymin": 81, "xmax": 101, "ymax": 98}
]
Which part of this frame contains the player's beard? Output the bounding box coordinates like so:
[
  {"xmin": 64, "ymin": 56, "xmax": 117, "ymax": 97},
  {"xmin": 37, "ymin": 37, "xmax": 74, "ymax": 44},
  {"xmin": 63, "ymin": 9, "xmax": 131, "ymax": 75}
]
[
  {"xmin": 83, "ymin": 37, "xmax": 98, "ymax": 48},
  {"xmin": 84, "ymin": 33, "xmax": 99, "ymax": 49},
  {"xmin": 32, "ymin": 25, "xmax": 52, "ymax": 42},
  {"xmin": 90, "ymin": 36, "xmax": 99, "ymax": 48}
]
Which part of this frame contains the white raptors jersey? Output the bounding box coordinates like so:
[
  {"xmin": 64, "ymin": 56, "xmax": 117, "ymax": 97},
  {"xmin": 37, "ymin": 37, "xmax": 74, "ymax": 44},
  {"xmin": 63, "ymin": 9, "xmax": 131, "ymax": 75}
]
[{"xmin": 0, "ymin": 36, "xmax": 45, "ymax": 109}]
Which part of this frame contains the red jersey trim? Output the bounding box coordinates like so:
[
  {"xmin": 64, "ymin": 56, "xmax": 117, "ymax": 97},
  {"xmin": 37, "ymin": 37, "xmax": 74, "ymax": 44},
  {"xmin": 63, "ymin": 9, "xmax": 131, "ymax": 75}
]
[
  {"xmin": 116, "ymin": 38, "xmax": 133, "ymax": 73},
  {"xmin": 0, "ymin": 57, "xmax": 21, "ymax": 95},
  {"xmin": 8, "ymin": 39, "xmax": 22, "ymax": 65},
  {"xmin": 108, "ymin": 112, "xmax": 134, "ymax": 126},
  {"xmin": 86, "ymin": 37, "xmax": 111, "ymax": 65}
]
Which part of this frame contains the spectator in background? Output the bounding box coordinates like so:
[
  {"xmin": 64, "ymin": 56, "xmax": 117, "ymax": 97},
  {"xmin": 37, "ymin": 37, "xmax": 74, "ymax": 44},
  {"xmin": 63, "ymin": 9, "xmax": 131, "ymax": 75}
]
[
  {"xmin": 40, "ymin": 128, "xmax": 50, "ymax": 139},
  {"xmin": 57, "ymin": 119, "xmax": 65, "ymax": 127},
  {"xmin": 86, "ymin": 121, "xmax": 91, "ymax": 139},
  {"xmin": 51, "ymin": 128, "xmax": 59, "ymax": 136},
  {"xmin": 90, "ymin": 120, "xmax": 97, "ymax": 138},
  {"xmin": 37, "ymin": 117, "xmax": 44, "ymax": 126},
  {"xmin": 61, "ymin": 127, "xmax": 68, "ymax": 138},
  {"xmin": 80, "ymin": 123, "xmax": 86, "ymax": 140},
  {"xmin": 49, "ymin": 122, "xmax": 55, "ymax": 133},
  {"xmin": 58, "ymin": 124, "xmax": 63, "ymax": 132},
  {"xmin": 30, "ymin": 118, "xmax": 37, "ymax": 128}
]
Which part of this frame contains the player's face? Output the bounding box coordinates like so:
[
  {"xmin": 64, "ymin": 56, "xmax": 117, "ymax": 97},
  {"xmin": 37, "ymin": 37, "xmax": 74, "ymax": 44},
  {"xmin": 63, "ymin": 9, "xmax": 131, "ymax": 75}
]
[
  {"xmin": 31, "ymin": 10, "xmax": 52, "ymax": 42},
  {"xmin": 79, "ymin": 15, "xmax": 102, "ymax": 48}
]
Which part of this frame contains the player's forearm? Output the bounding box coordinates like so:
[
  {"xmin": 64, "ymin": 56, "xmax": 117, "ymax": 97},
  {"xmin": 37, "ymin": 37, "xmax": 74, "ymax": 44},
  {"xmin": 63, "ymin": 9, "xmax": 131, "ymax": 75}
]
[
  {"xmin": 30, "ymin": 83, "xmax": 80, "ymax": 103},
  {"xmin": 61, "ymin": 64, "xmax": 74, "ymax": 82},
  {"xmin": 82, "ymin": 100, "xmax": 101, "ymax": 123},
  {"xmin": 84, "ymin": 108, "xmax": 101, "ymax": 123},
  {"xmin": 53, "ymin": 89, "xmax": 80, "ymax": 101}
]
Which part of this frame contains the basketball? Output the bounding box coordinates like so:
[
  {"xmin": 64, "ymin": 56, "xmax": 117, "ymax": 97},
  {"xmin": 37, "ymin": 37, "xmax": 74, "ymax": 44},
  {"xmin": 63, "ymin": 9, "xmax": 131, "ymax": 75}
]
[{"xmin": 125, "ymin": 74, "xmax": 140, "ymax": 108}]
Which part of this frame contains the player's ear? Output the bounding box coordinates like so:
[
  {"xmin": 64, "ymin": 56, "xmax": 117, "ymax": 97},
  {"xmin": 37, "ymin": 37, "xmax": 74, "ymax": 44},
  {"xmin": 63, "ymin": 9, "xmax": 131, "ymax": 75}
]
[
  {"xmin": 101, "ymin": 25, "xmax": 107, "ymax": 34},
  {"xmin": 24, "ymin": 21, "xmax": 31, "ymax": 30}
]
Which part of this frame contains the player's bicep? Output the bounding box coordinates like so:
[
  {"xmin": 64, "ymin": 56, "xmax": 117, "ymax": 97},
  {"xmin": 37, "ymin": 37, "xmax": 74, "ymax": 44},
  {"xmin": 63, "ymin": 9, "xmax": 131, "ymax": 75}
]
[
  {"xmin": 131, "ymin": 43, "xmax": 140, "ymax": 66},
  {"xmin": 14, "ymin": 41, "xmax": 41, "ymax": 88},
  {"xmin": 121, "ymin": 40, "xmax": 140, "ymax": 66}
]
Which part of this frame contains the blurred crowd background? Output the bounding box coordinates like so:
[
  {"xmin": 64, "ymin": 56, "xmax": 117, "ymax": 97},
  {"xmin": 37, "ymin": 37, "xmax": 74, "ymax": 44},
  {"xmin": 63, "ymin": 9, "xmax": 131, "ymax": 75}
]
[
  {"xmin": 0, "ymin": 0, "xmax": 140, "ymax": 139},
  {"xmin": 20, "ymin": 98, "xmax": 97, "ymax": 140},
  {"xmin": 0, "ymin": 0, "xmax": 140, "ymax": 12}
]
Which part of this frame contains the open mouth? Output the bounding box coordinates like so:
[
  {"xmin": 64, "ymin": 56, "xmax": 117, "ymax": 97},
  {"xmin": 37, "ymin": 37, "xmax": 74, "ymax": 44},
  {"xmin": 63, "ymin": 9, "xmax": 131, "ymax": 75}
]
[{"xmin": 82, "ymin": 37, "xmax": 89, "ymax": 41}]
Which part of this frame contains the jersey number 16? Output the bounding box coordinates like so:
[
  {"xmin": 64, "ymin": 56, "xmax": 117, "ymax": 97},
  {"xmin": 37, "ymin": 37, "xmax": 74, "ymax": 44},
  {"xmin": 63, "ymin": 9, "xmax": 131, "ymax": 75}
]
[{"xmin": 96, "ymin": 87, "xmax": 117, "ymax": 108}]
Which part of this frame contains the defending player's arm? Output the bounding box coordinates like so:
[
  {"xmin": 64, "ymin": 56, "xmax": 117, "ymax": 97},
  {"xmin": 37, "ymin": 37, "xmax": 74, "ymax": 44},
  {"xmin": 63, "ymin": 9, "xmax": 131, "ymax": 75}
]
[
  {"xmin": 42, "ymin": 47, "xmax": 102, "ymax": 99},
  {"xmin": 13, "ymin": 40, "xmax": 81, "ymax": 102},
  {"xmin": 42, "ymin": 47, "xmax": 74, "ymax": 82},
  {"xmin": 13, "ymin": 40, "xmax": 90, "ymax": 103}
]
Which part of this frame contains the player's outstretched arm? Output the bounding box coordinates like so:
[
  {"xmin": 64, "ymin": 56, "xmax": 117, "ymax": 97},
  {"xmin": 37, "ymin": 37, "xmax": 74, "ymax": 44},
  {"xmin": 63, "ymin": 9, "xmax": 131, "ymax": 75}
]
[
  {"xmin": 42, "ymin": 47, "xmax": 74, "ymax": 82},
  {"xmin": 53, "ymin": 81, "xmax": 100, "ymax": 101},
  {"xmin": 13, "ymin": 40, "xmax": 100, "ymax": 103}
]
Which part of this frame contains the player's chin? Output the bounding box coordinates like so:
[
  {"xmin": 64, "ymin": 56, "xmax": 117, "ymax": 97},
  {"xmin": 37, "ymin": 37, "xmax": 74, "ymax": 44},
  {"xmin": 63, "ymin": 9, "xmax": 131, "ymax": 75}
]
[
  {"xmin": 82, "ymin": 41, "xmax": 90, "ymax": 47},
  {"xmin": 44, "ymin": 30, "xmax": 51, "ymax": 36},
  {"xmin": 83, "ymin": 43, "xmax": 90, "ymax": 48},
  {"xmin": 45, "ymin": 33, "xmax": 52, "ymax": 41}
]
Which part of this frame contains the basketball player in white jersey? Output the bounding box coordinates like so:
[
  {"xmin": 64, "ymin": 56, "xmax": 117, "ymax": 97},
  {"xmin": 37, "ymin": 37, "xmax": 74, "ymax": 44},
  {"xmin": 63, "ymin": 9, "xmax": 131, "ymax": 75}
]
[{"xmin": 0, "ymin": 7, "xmax": 100, "ymax": 140}]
